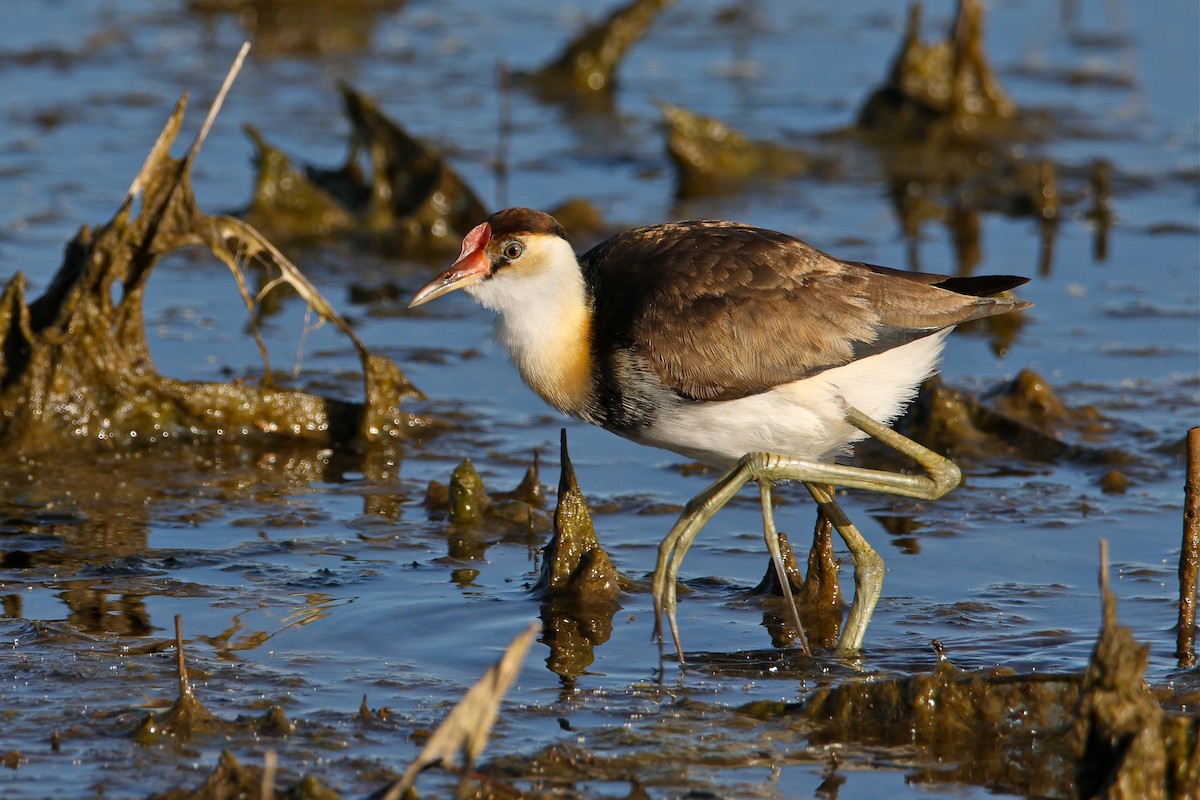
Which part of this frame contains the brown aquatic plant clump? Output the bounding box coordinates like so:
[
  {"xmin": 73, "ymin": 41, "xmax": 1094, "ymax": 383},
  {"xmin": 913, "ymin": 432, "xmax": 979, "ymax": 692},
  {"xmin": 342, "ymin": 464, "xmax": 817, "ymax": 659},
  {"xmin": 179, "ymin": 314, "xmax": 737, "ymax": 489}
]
[
  {"xmin": 447, "ymin": 458, "xmax": 490, "ymax": 527},
  {"xmin": 530, "ymin": 0, "xmax": 675, "ymax": 98},
  {"xmin": 133, "ymin": 616, "xmax": 223, "ymax": 745},
  {"xmin": 147, "ymin": 750, "xmax": 264, "ymax": 800},
  {"xmin": 895, "ymin": 370, "xmax": 1126, "ymax": 466},
  {"xmin": 243, "ymin": 83, "xmax": 487, "ymax": 258},
  {"xmin": 796, "ymin": 668, "xmax": 1083, "ymax": 794},
  {"xmin": 767, "ymin": 542, "xmax": 1200, "ymax": 799},
  {"xmin": 146, "ymin": 749, "xmax": 341, "ymax": 800},
  {"xmin": 661, "ymin": 103, "xmax": 811, "ymax": 197},
  {"xmin": 750, "ymin": 512, "xmax": 844, "ymax": 650},
  {"xmin": 534, "ymin": 429, "xmax": 620, "ymax": 605},
  {"xmin": 859, "ymin": 0, "xmax": 1015, "ymax": 142},
  {"xmin": 146, "ymin": 622, "xmax": 540, "ymax": 799},
  {"xmin": 188, "ymin": 0, "xmax": 405, "ymax": 58},
  {"xmin": 424, "ymin": 455, "xmax": 549, "ymax": 534},
  {"xmin": 534, "ymin": 430, "xmax": 621, "ymax": 681},
  {"xmin": 0, "ymin": 61, "xmax": 422, "ymax": 455},
  {"xmin": 1073, "ymin": 542, "xmax": 1200, "ymax": 799}
]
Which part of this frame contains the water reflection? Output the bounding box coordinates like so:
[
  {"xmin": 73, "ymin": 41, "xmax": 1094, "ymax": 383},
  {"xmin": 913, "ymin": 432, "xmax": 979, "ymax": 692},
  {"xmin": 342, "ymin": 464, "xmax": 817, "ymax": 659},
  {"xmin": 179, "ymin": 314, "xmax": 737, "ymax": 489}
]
[
  {"xmin": 202, "ymin": 611, "xmax": 272, "ymax": 658},
  {"xmin": 873, "ymin": 514, "xmax": 926, "ymax": 556},
  {"xmin": 280, "ymin": 592, "xmax": 347, "ymax": 631},
  {"xmin": 0, "ymin": 441, "xmax": 398, "ymax": 642},
  {"xmin": 539, "ymin": 597, "xmax": 616, "ymax": 683},
  {"xmin": 57, "ymin": 582, "xmax": 152, "ymax": 636}
]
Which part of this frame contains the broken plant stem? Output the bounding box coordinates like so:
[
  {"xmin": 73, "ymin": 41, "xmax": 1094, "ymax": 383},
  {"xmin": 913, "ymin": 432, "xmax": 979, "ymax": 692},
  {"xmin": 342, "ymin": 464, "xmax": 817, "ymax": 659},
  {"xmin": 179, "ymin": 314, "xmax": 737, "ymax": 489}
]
[
  {"xmin": 1099, "ymin": 538, "xmax": 1109, "ymax": 599},
  {"xmin": 125, "ymin": 96, "xmax": 189, "ymax": 202},
  {"xmin": 1177, "ymin": 426, "xmax": 1200, "ymax": 668},
  {"xmin": 175, "ymin": 614, "xmax": 193, "ymax": 700}
]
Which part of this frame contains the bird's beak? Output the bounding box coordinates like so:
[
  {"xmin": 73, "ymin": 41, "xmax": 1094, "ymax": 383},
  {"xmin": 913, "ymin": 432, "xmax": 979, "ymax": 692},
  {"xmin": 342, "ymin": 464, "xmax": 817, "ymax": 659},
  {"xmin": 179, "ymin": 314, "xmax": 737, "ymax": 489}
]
[{"xmin": 409, "ymin": 221, "xmax": 493, "ymax": 308}]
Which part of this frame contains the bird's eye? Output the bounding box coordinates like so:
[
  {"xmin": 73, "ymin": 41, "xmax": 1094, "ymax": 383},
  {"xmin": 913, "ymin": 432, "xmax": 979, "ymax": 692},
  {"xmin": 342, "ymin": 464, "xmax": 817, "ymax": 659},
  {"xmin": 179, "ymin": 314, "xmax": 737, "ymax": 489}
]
[{"xmin": 502, "ymin": 241, "xmax": 524, "ymax": 260}]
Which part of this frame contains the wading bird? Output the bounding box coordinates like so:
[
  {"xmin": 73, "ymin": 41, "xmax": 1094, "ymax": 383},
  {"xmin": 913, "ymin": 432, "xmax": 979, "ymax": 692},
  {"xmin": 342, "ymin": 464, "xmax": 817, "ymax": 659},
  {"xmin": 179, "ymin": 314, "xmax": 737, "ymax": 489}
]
[{"xmin": 410, "ymin": 208, "xmax": 1029, "ymax": 659}]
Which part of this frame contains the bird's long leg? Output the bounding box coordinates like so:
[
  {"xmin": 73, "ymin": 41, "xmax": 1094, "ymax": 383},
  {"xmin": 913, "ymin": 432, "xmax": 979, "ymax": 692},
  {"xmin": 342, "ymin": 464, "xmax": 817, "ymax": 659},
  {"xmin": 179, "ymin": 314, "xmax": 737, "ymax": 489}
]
[
  {"xmin": 652, "ymin": 404, "xmax": 961, "ymax": 661},
  {"xmin": 803, "ymin": 482, "xmax": 882, "ymax": 655},
  {"xmin": 760, "ymin": 479, "xmax": 811, "ymax": 655},
  {"xmin": 841, "ymin": 406, "xmax": 961, "ymax": 497},
  {"xmin": 653, "ymin": 461, "xmax": 755, "ymax": 658}
]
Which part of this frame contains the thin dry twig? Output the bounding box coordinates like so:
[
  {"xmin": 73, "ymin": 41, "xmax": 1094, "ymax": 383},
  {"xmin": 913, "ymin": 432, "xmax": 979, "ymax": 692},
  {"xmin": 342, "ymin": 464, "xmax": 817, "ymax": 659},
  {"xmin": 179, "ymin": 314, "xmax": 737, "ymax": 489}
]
[
  {"xmin": 125, "ymin": 96, "xmax": 189, "ymax": 202},
  {"xmin": 125, "ymin": 42, "xmax": 249, "ymax": 202},
  {"xmin": 204, "ymin": 216, "xmax": 369, "ymax": 355},
  {"xmin": 187, "ymin": 41, "xmax": 251, "ymax": 167},
  {"xmin": 262, "ymin": 749, "xmax": 277, "ymax": 800}
]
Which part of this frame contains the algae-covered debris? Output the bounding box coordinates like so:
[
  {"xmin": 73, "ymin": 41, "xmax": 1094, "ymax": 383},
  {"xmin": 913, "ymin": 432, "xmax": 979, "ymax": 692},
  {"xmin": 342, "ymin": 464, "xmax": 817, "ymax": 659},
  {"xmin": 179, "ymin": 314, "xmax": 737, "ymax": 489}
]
[
  {"xmin": 243, "ymin": 83, "xmax": 487, "ymax": 258},
  {"xmin": 543, "ymin": 198, "xmax": 609, "ymax": 247},
  {"xmin": 534, "ymin": 430, "xmax": 621, "ymax": 681},
  {"xmin": 448, "ymin": 458, "xmax": 489, "ymax": 526},
  {"xmin": 534, "ymin": 430, "xmax": 619, "ymax": 604},
  {"xmin": 858, "ymin": 0, "xmax": 1015, "ymax": 142},
  {"xmin": 133, "ymin": 617, "xmax": 223, "ymax": 744},
  {"xmin": 243, "ymin": 126, "xmax": 358, "ymax": 238},
  {"xmin": 141, "ymin": 623, "xmax": 540, "ymax": 799},
  {"xmin": 1074, "ymin": 544, "xmax": 1200, "ymax": 800},
  {"xmin": 649, "ymin": 0, "xmax": 1089, "ymax": 278},
  {"xmin": 424, "ymin": 455, "xmax": 550, "ymax": 536},
  {"xmin": 752, "ymin": 544, "xmax": 1200, "ymax": 799},
  {"xmin": 147, "ymin": 749, "xmax": 341, "ymax": 800},
  {"xmin": 146, "ymin": 750, "xmax": 262, "ymax": 800},
  {"xmin": 985, "ymin": 368, "xmax": 1108, "ymax": 437},
  {"xmin": 893, "ymin": 370, "xmax": 1128, "ymax": 466},
  {"xmin": 848, "ymin": 0, "xmax": 1087, "ymax": 276},
  {"xmin": 530, "ymin": 0, "xmax": 675, "ymax": 99},
  {"xmin": 661, "ymin": 103, "xmax": 811, "ymax": 197},
  {"xmin": 0, "ymin": 87, "xmax": 421, "ymax": 455},
  {"xmin": 424, "ymin": 454, "xmax": 550, "ymax": 559},
  {"xmin": 795, "ymin": 669, "xmax": 1084, "ymax": 795},
  {"xmin": 751, "ymin": 514, "xmax": 844, "ymax": 650}
]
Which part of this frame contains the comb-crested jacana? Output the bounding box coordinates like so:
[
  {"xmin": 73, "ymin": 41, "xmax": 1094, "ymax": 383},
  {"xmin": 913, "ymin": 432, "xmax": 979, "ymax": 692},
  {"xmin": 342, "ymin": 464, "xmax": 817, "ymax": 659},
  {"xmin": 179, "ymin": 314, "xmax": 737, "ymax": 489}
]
[{"xmin": 410, "ymin": 207, "xmax": 1030, "ymax": 658}]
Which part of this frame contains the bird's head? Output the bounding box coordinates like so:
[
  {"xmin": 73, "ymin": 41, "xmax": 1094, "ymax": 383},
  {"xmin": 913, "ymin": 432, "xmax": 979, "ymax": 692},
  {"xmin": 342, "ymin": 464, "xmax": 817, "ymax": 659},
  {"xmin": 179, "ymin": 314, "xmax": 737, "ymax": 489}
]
[{"xmin": 409, "ymin": 208, "xmax": 576, "ymax": 312}]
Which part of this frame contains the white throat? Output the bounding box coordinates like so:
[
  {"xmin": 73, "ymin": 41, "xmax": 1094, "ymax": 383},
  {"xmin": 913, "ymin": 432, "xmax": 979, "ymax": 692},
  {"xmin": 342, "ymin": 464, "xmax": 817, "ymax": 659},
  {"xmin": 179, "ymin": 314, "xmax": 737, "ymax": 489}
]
[{"xmin": 465, "ymin": 236, "xmax": 594, "ymax": 416}]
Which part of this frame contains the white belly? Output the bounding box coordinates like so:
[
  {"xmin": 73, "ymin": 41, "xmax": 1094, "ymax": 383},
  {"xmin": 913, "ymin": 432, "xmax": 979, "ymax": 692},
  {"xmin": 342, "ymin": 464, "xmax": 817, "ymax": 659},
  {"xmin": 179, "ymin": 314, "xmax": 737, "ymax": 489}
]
[{"xmin": 634, "ymin": 330, "xmax": 951, "ymax": 468}]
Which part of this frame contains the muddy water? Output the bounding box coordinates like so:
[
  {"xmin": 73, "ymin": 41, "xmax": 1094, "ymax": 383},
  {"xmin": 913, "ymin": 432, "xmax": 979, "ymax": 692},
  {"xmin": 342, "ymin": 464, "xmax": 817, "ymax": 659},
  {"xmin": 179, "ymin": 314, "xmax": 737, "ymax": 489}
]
[{"xmin": 1, "ymin": 1, "xmax": 1197, "ymax": 797}]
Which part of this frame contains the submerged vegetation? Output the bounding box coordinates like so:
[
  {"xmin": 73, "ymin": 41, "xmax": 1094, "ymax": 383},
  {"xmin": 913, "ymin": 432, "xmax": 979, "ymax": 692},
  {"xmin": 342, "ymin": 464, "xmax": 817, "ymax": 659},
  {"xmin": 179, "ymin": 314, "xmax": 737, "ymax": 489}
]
[{"xmin": 0, "ymin": 81, "xmax": 422, "ymax": 456}]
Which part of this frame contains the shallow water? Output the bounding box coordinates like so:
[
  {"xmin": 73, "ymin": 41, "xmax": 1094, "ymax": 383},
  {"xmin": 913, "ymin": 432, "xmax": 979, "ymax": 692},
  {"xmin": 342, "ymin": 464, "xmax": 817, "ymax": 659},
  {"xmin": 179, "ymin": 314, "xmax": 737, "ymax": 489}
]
[{"xmin": 1, "ymin": 1, "xmax": 1197, "ymax": 797}]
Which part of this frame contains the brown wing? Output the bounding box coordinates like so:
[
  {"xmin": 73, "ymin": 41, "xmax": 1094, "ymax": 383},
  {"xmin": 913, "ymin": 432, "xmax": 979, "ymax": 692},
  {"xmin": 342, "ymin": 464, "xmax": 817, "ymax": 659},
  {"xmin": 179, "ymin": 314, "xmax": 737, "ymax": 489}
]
[{"xmin": 582, "ymin": 221, "xmax": 1029, "ymax": 402}]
